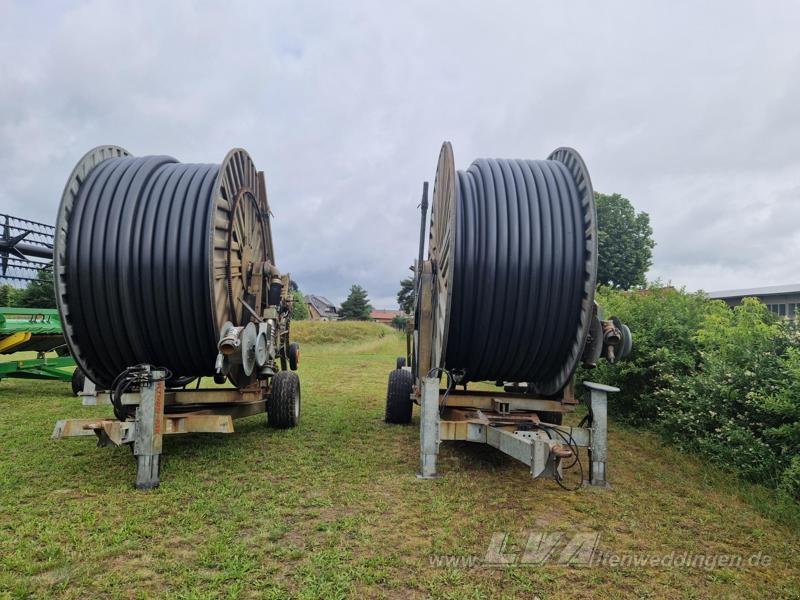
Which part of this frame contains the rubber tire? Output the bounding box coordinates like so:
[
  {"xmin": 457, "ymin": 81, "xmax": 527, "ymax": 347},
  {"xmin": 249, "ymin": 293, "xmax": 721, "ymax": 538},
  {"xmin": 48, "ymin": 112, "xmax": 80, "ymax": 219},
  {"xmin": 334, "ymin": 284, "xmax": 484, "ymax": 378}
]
[
  {"xmin": 396, "ymin": 356, "xmax": 406, "ymax": 369},
  {"xmin": 536, "ymin": 411, "xmax": 564, "ymax": 426},
  {"xmin": 288, "ymin": 343, "xmax": 300, "ymax": 371},
  {"xmin": 71, "ymin": 368, "xmax": 86, "ymax": 396},
  {"xmin": 268, "ymin": 371, "xmax": 300, "ymax": 429},
  {"xmin": 384, "ymin": 368, "xmax": 414, "ymax": 424}
]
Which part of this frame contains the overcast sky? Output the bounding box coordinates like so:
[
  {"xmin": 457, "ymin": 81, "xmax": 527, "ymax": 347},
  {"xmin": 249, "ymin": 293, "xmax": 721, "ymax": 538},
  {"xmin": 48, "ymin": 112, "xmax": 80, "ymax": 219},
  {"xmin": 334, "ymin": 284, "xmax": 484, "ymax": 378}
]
[{"xmin": 2, "ymin": 1, "xmax": 799, "ymax": 307}]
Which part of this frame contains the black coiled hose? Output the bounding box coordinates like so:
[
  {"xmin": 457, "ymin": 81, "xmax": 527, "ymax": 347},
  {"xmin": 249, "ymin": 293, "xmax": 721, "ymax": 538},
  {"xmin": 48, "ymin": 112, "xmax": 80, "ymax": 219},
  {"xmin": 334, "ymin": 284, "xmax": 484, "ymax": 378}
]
[
  {"xmin": 443, "ymin": 153, "xmax": 596, "ymax": 395},
  {"xmin": 62, "ymin": 155, "xmax": 219, "ymax": 388}
]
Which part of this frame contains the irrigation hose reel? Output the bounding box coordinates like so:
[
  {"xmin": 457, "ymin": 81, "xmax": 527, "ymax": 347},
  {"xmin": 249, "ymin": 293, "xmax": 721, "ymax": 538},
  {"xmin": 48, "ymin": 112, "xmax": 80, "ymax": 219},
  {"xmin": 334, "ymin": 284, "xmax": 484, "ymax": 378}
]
[
  {"xmin": 54, "ymin": 145, "xmax": 289, "ymax": 389},
  {"xmin": 52, "ymin": 145, "xmax": 300, "ymax": 489},
  {"xmin": 395, "ymin": 141, "xmax": 633, "ymax": 487}
]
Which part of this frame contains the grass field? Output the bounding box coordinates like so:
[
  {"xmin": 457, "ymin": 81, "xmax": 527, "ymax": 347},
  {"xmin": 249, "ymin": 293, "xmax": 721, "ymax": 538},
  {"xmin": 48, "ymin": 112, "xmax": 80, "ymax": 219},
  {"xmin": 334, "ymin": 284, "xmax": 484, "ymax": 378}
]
[{"xmin": 1, "ymin": 322, "xmax": 799, "ymax": 599}]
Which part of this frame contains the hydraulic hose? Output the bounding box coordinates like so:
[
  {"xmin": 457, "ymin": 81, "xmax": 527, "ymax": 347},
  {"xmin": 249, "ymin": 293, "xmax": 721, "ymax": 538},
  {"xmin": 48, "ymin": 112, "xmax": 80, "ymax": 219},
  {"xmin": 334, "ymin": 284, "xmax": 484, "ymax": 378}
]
[
  {"xmin": 440, "ymin": 150, "xmax": 596, "ymax": 395},
  {"xmin": 61, "ymin": 155, "xmax": 219, "ymax": 388}
]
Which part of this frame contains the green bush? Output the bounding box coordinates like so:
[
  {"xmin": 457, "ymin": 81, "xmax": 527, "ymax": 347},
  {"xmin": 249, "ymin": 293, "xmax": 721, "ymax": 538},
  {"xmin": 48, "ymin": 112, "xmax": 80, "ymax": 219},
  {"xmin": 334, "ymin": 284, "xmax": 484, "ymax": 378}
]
[
  {"xmin": 659, "ymin": 300, "xmax": 799, "ymax": 485},
  {"xmin": 391, "ymin": 314, "xmax": 409, "ymax": 331},
  {"xmin": 780, "ymin": 455, "xmax": 800, "ymax": 501},
  {"xmin": 0, "ymin": 270, "xmax": 56, "ymax": 308},
  {"xmin": 0, "ymin": 284, "xmax": 20, "ymax": 307},
  {"xmin": 592, "ymin": 289, "xmax": 800, "ymax": 494},
  {"xmin": 585, "ymin": 285, "xmax": 726, "ymax": 424},
  {"xmin": 291, "ymin": 290, "xmax": 309, "ymax": 320}
]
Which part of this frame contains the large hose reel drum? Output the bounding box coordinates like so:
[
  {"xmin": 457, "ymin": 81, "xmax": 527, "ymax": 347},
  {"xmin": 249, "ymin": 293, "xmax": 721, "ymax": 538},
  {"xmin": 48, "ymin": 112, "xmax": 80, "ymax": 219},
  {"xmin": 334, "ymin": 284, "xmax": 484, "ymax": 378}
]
[
  {"xmin": 54, "ymin": 146, "xmax": 276, "ymax": 389},
  {"xmin": 428, "ymin": 142, "xmax": 598, "ymax": 395}
]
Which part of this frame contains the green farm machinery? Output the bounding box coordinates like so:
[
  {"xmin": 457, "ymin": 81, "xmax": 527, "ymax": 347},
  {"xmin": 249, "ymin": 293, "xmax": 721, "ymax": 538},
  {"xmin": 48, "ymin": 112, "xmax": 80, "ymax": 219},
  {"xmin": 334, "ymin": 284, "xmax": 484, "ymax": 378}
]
[
  {"xmin": 0, "ymin": 214, "xmax": 79, "ymax": 389},
  {"xmin": 0, "ymin": 307, "xmax": 76, "ymax": 386}
]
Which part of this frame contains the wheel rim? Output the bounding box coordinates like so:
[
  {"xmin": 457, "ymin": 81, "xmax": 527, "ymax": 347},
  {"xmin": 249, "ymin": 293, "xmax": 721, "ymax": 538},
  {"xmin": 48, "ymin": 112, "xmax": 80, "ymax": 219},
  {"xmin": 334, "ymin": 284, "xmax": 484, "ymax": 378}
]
[
  {"xmin": 429, "ymin": 142, "xmax": 455, "ymax": 373},
  {"xmin": 55, "ymin": 146, "xmax": 131, "ymax": 385},
  {"xmin": 209, "ymin": 149, "xmax": 272, "ymax": 387}
]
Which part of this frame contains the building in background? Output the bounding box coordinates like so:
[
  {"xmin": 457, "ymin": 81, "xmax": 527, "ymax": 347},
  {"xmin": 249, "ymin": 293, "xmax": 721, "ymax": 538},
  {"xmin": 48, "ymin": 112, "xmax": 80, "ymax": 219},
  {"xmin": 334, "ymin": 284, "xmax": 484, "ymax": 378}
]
[
  {"xmin": 708, "ymin": 284, "xmax": 800, "ymax": 319},
  {"xmin": 306, "ymin": 295, "xmax": 339, "ymax": 321},
  {"xmin": 370, "ymin": 309, "xmax": 406, "ymax": 325}
]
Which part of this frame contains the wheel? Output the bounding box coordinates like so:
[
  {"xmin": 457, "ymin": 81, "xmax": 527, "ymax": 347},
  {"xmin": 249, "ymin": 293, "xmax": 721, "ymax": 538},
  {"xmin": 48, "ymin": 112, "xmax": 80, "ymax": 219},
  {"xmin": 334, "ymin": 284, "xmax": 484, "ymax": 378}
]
[
  {"xmin": 396, "ymin": 356, "xmax": 406, "ymax": 369},
  {"xmin": 268, "ymin": 371, "xmax": 300, "ymax": 428},
  {"xmin": 288, "ymin": 342, "xmax": 300, "ymax": 371},
  {"xmin": 536, "ymin": 411, "xmax": 564, "ymax": 426},
  {"xmin": 384, "ymin": 368, "xmax": 414, "ymax": 424},
  {"xmin": 71, "ymin": 368, "xmax": 86, "ymax": 396}
]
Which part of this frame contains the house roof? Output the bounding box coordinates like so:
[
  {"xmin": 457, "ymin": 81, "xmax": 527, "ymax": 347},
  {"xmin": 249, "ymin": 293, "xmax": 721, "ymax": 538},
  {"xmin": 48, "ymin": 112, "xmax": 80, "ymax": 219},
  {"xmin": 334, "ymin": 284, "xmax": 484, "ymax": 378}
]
[
  {"xmin": 370, "ymin": 309, "xmax": 405, "ymax": 320},
  {"xmin": 306, "ymin": 295, "xmax": 337, "ymax": 314},
  {"xmin": 707, "ymin": 283, "xmax": 800, "ymax": 299}
]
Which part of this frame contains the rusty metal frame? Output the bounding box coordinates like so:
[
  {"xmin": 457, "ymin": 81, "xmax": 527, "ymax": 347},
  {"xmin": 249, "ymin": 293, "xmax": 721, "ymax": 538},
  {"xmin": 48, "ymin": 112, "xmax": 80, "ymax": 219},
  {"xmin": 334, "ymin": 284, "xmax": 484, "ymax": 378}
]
[
  {"xmin": 82, "ymin": 386, "xmax": 263, "ymax": 406},
  {"xmin": 53, "ymin": 413, "xmax": 239, "ymax": 440},
  {"xmin": 435, "ymin": 389, "xmax": 576, "ymax": 415},
  {"xmin": 53, "ymin": 381, "xmax": 270, "ymax": 489},
  {"xmin": 417, "ymin": 375, "xmax": 614, "ymax": 485}
]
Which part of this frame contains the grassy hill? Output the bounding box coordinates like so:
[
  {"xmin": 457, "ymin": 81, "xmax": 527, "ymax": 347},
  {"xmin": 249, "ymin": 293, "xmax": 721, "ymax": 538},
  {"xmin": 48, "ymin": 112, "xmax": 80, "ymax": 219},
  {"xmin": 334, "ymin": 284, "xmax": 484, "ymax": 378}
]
[
  {"xmin": 0, "ymin": 322, "xmax": 798, "ymax": 598},
  {"xmin": 290, "ymin": 320, "xmax": 393, "ymax": 346}
]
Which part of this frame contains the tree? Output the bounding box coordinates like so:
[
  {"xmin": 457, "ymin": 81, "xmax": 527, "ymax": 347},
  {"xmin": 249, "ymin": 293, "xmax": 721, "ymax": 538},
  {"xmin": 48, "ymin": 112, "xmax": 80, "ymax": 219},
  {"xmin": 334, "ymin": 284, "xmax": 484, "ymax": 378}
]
[
  {"xmin": 339, "ymin": 284, "xmax": 373, "ymax": 320},
  {"xmin": 391, "ymin": 314, "xmax": 409, "ymax": 330},
  {"xmin": 595, "ymin": 192, "xmax": 655, "ymax": 290},
  {"xmin": 18, "ymin": 269, "xmax": 57, "ymax": 308},
  {"xmin": 291, "ymin": 290, "xmax": 309, "ymax": 320},
  {"xmin": 0, "ymin": 284, "xmax": 20, "ymax": 307},
  {"xmin": 397, "ymin": 277, "xmax": 415, "ymax": 314}
]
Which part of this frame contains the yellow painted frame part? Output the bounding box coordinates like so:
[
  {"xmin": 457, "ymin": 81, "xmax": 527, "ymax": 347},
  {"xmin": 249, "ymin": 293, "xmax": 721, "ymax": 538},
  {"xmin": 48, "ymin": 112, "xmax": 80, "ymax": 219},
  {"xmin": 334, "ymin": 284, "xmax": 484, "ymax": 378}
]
[{"xmin": 0, "ymin": 332, "xmax": 32, "ymax": 353}]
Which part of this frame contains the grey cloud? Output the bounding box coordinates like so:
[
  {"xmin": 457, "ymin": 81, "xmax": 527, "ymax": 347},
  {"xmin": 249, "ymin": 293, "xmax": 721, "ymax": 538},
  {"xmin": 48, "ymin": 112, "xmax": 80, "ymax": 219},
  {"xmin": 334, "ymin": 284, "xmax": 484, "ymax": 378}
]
[{"xmin": 1, "ymin": 0, "xmax": 799, "ymax": 307}]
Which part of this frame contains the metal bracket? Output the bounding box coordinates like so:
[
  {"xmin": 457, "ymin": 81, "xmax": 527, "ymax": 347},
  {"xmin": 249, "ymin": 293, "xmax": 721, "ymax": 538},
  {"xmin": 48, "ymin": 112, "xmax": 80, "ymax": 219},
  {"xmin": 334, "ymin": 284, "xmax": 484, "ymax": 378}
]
[
  {"xmin": 133, "ymin": 370, "xmax": 166, "ymax": 490},
  {"xmin": 417, "ymin": 377, "xmax": 440, "ymax": 479},
  {"xmin": 79, "ymin": 376, "xmax": 97, "ymax": 403},
  {"xmin": 583, "ymin": 381, "xmax": 619, "ymax": 487},
  {"xmin": 486, "ymin": 427, "xmax": 563, "ymax": 479},
  {"xmin": 492, "ymin": 398, "xmax": 511, "ymax": 415}
]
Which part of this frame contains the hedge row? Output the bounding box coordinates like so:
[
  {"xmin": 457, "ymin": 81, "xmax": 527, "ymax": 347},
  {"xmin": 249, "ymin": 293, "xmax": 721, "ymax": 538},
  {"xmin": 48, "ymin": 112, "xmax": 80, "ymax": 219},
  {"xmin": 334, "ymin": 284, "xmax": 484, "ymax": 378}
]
[{"xmin": 585, "ymin": 287, "xmax": 800, "ymax": 500}]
